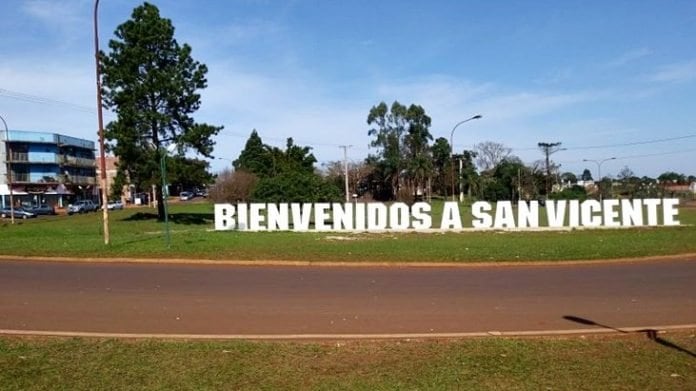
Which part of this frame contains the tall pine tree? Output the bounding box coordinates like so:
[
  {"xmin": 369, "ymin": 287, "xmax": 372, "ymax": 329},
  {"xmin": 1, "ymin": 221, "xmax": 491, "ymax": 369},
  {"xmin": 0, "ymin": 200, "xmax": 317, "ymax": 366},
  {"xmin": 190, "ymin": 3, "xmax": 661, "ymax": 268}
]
[
  {"xmin": 233, "ymin": 130, "xmax": 272, "ymax": 177},
  {"xmin": 101, "ymin": 2, "xmax": 222, "ymax": 219}
]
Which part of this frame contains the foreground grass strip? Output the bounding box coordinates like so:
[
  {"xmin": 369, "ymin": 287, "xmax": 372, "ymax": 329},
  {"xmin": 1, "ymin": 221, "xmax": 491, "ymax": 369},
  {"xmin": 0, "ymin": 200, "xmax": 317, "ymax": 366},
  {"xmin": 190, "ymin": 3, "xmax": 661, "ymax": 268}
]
[
  {"xmin": 1, "ymin": 332, "xmax": 694, "ymax": 390},
  {"xmin": 1, "ymin": 203, "xmax": 696, "ymax": 262}
]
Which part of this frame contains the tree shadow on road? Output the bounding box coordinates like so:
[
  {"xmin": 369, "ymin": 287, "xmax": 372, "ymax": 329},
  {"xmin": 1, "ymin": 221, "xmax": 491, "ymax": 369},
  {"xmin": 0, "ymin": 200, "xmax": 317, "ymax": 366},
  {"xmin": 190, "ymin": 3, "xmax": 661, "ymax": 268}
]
[{"xmin": 563, "ymin": 315, "xmax": 695, "ymax": 358}]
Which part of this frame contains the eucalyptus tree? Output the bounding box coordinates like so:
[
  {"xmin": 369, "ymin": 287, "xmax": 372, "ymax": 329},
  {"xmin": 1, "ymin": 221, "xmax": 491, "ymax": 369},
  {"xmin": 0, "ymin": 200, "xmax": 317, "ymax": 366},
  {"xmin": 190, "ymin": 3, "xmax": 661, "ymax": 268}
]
[
  {"xmin": 366, "ymin": 101, "xmax": 434, "ymax": 200},
  {"xmin": 367, "ymin": 101, "xmax": 408, "ymax": 198},
  {"xmin": 403, "ymin": 104, "xmax": 433, "ymax": 197},
  {"xmin": 431, "ymin": 137, "xmax": 452, "ymax": 196}
]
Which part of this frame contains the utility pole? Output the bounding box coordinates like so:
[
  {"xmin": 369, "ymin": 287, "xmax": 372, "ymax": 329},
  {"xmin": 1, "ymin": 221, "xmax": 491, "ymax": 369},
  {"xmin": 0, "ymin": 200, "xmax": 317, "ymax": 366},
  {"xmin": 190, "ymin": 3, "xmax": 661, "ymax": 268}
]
[
  {"xmin": 94, "ymin": 0, "xmax": 110, "ymax": 244},
  {"xmin": 537, "ymin": 142, "xmax": 564, "ymax": 195},
  {"xmin": 1, "ymin": 115, "xmax": 14, "ymax": 224},
  {"xmin": 339, "ymin": 145, "xmax": 352, "ymax": 202}
]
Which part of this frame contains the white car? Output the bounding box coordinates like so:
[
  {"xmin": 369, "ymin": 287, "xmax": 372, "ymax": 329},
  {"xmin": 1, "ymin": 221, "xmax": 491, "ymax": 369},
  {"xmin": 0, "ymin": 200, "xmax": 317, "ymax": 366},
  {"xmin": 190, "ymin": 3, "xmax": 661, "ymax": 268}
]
[
  {"xmin": 179, "ymin": 191, "xmax": 194, "ymax": 201},
  {"xmin": 107, "ymin": 200, "xmax": 124, "ymax": 210},
  {"xmin": 68, "ymin": 200, "xmax": 98, "ymax": 215}
]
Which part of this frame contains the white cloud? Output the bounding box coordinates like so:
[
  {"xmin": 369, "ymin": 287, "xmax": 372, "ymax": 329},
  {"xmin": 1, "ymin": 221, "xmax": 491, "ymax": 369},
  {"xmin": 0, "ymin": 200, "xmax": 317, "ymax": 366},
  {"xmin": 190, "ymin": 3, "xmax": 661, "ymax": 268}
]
[
  {"xmin": 604, "ymin": 48, "xmax": 652, "ymax": 68},
  {"xmin": 21, "ymin": 0, "xmax": 89, "ymax": 34},
  {"xmin": 375, "ymin": 76, "xmax": 492, "ymax": 108},
  {"xmin": 0, "ymin": 60, "xmax": 103, "ymax": 145},
  {"xmin": 470, "ymin": 91, "xmax": 595, "ymax": 122},
  {"xmin": 219, "ymin": 19, "xmax": 283, "ymax": 44},
  {"xmin": 200, "ymin": 69, "xmax": 606, "ymax": 167},
  {"xmin": 648, "ymin": 60, "xmax": 696, "ymax": 84},
  {"xmin": 0, "ymin": 47, "xmax": 679, "ymax": 177},
  {"xmin": 537, "ymin": 68, "xmax": 573, "ymax": 85}
]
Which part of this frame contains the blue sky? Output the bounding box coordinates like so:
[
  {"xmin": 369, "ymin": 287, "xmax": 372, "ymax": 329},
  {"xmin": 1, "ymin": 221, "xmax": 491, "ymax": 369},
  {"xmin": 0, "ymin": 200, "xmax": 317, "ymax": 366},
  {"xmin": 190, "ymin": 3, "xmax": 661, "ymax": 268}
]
[{"xmin": 1, "ymin": 0, "xmax": 695, "ymax": 178}]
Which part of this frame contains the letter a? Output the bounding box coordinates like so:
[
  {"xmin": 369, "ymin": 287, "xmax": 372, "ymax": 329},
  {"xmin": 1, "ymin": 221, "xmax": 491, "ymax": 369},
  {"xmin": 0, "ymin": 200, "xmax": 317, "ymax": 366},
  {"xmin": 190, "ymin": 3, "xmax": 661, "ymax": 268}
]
[{"xmin": 440, "ymin": 202, "xmax": 463, "ymax": 230}]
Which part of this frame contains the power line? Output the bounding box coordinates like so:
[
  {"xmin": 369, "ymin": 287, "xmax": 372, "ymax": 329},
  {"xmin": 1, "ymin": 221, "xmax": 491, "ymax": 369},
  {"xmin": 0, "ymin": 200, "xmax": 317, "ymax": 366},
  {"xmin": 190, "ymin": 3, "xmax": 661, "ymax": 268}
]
[
  {"xmin": 459, "ymin": 133, "xmax": 696, "ymax": 153},
  {"xmin": 4, "ymin": 86, "xmax": 694, "ymax": 158},
  {"xmin": 560, "ymin": 147, "xmax": 696, "ymax": 165},
  {"xmin": 216, "ymin": 129, "xmax": 368, "ymax": 150},
  {"xmin": 0, "ymin": 88, "xmax": 96, "ymax": 113},
  {"xmin": 563, "ymin": 134, "xmax": 696, "ymax": 151},
  {"xmin": 614, "ymin": 147, "xmax": 696, "ymax": 160},
  {"xmin": 1, "ymin": 86, "xmax": 365, "ymax": 151}
]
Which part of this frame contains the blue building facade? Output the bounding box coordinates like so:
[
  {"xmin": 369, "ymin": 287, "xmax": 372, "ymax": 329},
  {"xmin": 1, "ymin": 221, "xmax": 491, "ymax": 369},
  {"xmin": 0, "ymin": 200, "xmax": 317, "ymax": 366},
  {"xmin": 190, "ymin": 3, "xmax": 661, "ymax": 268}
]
[{"xmin": 1, "ymin": 130, "xmax": 97, "ymax": 208}]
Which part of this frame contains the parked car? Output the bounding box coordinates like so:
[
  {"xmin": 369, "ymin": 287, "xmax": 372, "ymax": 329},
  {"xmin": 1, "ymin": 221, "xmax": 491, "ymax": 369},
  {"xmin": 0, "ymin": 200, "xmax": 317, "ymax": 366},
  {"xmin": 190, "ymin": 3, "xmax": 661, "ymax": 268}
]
[
  {"xmin": 68, "ymin": 200, "xmax": 98, "ymax": 215},
  {"xmin": 26, "ymin": 204, "xmax": 56, "ymax": 216},
  {"xmin": 106, "ymin": 200, "xmax": 124, "ymax": 210},
  {"xmin": 0, "ymin": 207, "xmax": 37, "ymax": 219},
  {"xmin": 194, "ymin": 188, "xmax": 208, "ymax": 198},
  {"xmin": 179, "ymin": 191, "xmax": 194, "ymax": 201}
]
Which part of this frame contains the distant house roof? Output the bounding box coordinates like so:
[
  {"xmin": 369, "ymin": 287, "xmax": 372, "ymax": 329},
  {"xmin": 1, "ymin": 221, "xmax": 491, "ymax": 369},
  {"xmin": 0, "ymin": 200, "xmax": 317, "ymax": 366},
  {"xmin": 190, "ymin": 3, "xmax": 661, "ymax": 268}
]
[{"xmin": 662, "ymin": 183, "xmax": 696, "ymax": 193}]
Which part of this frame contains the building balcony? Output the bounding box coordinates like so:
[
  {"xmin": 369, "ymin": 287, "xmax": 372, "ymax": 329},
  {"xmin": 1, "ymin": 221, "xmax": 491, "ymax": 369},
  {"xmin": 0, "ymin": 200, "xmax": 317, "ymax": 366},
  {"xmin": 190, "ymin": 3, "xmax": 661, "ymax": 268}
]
[
  {"xmin": 59, "ymin": 155, "xmax": 96, "ymax": 168},
  {"xmin": 10, "ymin": 173, "xmax": 96, "ymax": 186},
  {"xmin": 8, "ymin": 152, "xmax": 61, "ymax": 164},
  {"xmin": 11, "ymin": 174, "xmax": 60, "ymax": 184},
  {"xmin": 61, "ymin": 175, "xmax": 97, "ymax": 186},
  {"xmin": 5, "ymin": 153, "xmax": 95, "ymax": 167}
]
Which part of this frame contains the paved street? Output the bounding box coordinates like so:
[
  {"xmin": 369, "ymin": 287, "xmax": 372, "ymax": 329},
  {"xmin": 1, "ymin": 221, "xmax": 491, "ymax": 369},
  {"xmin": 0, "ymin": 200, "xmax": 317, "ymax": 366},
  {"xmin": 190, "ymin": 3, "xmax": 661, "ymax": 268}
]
[{"xmin": 0, "ymin": 259, "xmax": 694, "ymax": 336}]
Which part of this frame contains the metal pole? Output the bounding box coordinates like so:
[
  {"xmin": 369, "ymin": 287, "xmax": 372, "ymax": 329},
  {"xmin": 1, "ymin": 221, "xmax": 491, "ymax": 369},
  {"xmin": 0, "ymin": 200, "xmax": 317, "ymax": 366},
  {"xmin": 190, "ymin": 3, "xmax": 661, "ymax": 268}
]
[
  {"xmin": 94, "ymin": 0, "xmax": 110, "ymax": 244},
  {"xmin": 583, "ymin": 157, "xmax": 615, "ymax": 202},
  {"xmin": 1, "ymin": 115, "xmax": 14, "ymax": 224},
  {"xmin": 340, "ymin": 145, "xmax": 352, "ymax": 202},
  {"xmin": 517, "ymin": 167, "xmax": 521, "ymax": 202},
  {"xmin": 458, "ymin": 156, "xmax": 464, "ymax": 202},
  {"xmin": 160, "ymin": 150, "xmax": 171, "ymax": 248},
  {"xmin": 595, "ymin": 161, "xmax": 602, "ymax": 202},
  {"xmin": 449, "ymin": 115, "xmax": 482, "ymax": 201}
]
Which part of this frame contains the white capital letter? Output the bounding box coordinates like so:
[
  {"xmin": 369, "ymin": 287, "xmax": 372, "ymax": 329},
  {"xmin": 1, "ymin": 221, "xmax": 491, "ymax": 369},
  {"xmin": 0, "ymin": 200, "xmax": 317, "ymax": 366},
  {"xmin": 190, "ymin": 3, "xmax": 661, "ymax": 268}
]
[
  {"xmin": 663, "ymin": 198, "xmax": 680, "ymax": 226},
  {"xmin": 389, "ymin": 202, "xmax": 410, "ymax": 230},
  {"xmin": 249, "ymin": 203, "xmax": 266, "ymax": 231},
  {"xmin": 214, "ymin": 203, "xmax": 236, "ymax": 231},
  {"xmin": 547, "ymin": 200, "xmax": 567, "ymax": 228},
  {"xmin": 367, "ymin": 203, "xmax": 388, "ymax": 230},
  {"xmin": 643, "ymin": 199, "xmax": 661, "ymax": 226},
  {"xmin": 411, "ymin": 202, "xmax": 432, "ymax": 230},
  {"xmin": 471, "ymin": 201, "xmax": 491, "ymax": 229},
  {"xmin": 602, "ymin": 199, "xmax": 620, "ymax": 227},
  {"xmin": 581, "ymin": 200, "xmax": 601, "ymax": 227}
]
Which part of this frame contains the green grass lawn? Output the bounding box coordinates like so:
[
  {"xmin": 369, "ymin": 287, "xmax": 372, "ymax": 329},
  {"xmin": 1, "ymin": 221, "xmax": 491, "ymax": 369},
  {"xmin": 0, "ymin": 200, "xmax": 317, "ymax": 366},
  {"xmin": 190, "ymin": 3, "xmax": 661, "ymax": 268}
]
[
  {"xmin": 1, "ymin": 201, "xmax": 695, "ymax": 262},
  {"xmin": 1, "ymin": 332, "xmax": 694, "ymax": 390}
]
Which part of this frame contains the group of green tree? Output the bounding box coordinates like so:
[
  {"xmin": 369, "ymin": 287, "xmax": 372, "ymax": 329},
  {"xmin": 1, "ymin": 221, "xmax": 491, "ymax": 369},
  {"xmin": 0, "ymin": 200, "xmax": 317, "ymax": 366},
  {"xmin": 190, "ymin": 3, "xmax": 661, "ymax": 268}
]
[
  {"xmin": 211, "ymin": 131, "xmax": 341, "ymax": 203},
  {"xmin": 100, "ymin": 3, "xmax": 694, "ymax": 220}
]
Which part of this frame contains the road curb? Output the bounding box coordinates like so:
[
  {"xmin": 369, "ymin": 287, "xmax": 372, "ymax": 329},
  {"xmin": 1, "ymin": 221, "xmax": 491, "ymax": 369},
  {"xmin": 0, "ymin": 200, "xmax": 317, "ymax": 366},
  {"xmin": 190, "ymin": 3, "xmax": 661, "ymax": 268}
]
[
  {"xmin": 1, "ymin": 324, "xmax": 694, "ymax": 341},
  {"xmin": 0, "ymin": 253, "xmax": 695, "ymax": 268}
]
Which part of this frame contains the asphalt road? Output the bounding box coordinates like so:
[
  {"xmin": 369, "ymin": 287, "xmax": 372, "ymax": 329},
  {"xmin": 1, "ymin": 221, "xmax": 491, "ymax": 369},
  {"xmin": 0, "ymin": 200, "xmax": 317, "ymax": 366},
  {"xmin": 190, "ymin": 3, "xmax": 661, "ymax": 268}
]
[{"xmin": 0, "ymin": 259, "xmax": 694, "ymax": 336}]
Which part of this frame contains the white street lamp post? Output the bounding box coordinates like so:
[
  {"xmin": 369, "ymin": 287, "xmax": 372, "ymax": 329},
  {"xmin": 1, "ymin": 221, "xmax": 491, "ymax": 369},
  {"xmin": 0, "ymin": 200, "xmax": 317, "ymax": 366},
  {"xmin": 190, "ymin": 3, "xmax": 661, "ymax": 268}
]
[
  {"xmin": 449, "ymin": 115, "xmax": 482, "ymax": 202},
  {"xmin": 583, "ymin": 157, "xmax": 616, "ymax": 201}
]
